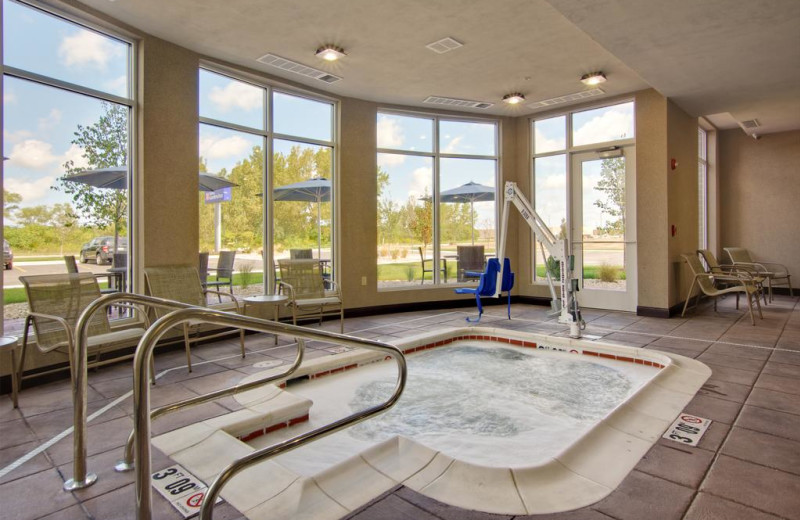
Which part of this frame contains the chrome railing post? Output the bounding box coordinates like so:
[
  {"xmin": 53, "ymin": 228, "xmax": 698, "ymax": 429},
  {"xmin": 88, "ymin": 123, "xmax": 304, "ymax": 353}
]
[{"xmin": 66, "ymin": 292, "xmax": 201, "ymax": 492}]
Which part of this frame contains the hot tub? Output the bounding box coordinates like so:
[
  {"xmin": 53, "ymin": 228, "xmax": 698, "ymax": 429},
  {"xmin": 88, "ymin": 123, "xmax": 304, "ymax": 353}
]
[{"xmin": 153, "ymin": 327, "xmax": 711, "ymax": 519}]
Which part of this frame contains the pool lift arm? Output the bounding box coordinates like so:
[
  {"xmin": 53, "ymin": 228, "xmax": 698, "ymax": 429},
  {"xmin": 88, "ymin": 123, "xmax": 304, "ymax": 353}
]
[{"xmin": 496, "ymin": 181, "xmax": 585, "ymax": 338}]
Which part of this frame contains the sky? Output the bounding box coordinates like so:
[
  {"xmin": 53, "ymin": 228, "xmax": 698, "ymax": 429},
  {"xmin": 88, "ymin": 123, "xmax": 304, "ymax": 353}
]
[
  {"xmin": 3, "ymin": 0, "xmax": 130, "ymax": 215},
  {"xmin": 3, "ymin": 0, "xmax": 635, "ymax": 238}
]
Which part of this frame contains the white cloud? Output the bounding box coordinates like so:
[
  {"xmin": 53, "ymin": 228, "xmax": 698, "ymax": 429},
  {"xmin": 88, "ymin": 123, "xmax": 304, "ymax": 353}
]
[
  {"xmin": 62, "ymin": 144, "xmax": 90, "ymax": 170},
  {"xmin": 103, "ymin": 75, "xmax": 128, "ymax": 96},
  {"xmin": 574, "ymin": 110, "xmax": 633, "ymax": 146},
  {"xmin": 38, "ymin": 109, "xmax": 63, "ymax": 132},
  {"xmin": 4, "ymin": 129, "xmax": 33, "ymax": 144},
  {"xmin": 58, "ymin": 30, "xmax": 120, "ymax": 69},
  {"xmin": 408, "ymin": 166, "xmax": 432, "ymax": 200},
  {"xmin": 5, "ymin": 175, "xmax": 56, "ymax": 202},
  {"xmin": 533, "ymin": 128, "xmax": 564, "ymax": 153},
  {"xmin": 377, "ymin": 118, "xmax": 404, "ymax": 148},
  {"xmin": 377, "ymin": 152, "xmax": 406, "ymax": 168},
  {"xmin": 208, "ymin": 82, "xmax": 262, "ymax": 112},
  {"xmin": 441, "ymin": 135, "xmax": 463, "ymax": 154},
  {"xmin": 199, "ymin": 134, "xmax": 251, "ymax": 160},
  {"xmin": 8, "ymin": 139, "xmax": 60, "ymax": 170},
  {"xmin": 541, "ymin": 174, "xmax": 566, "ymax": 190}
]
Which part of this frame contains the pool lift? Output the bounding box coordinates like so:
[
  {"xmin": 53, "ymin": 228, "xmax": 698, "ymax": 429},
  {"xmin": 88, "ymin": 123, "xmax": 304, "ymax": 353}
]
[{"xmin": 497, "ymin": 181, "xmax": 585, "ymax": 338}]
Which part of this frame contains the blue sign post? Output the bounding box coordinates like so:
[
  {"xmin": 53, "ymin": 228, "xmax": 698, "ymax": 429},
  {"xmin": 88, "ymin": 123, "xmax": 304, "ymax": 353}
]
[
  {"xmin": 204, "ymin": 187, "xmax": 232, "ymax": 204},
  {"xmin": 204, "ymin": 187, "xmax": 232, "ymax": 251}
]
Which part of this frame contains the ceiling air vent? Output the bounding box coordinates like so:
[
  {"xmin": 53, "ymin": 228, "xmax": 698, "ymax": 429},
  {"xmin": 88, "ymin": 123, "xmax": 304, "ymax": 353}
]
[
  {"xmin": 527, "ymin": 88, "xmax": 604, "ymax": 109},
  {"xmin": 426, "ymin": 37, "xmax": 463, "ymax": 54},
  {"xmin": 256, "ymin": 53, "xmax": 342, "ymax": 83},
  {"xmin": 424, "ymin": 96, "xmax": 493, "ymax": 110},
  {"xmin": 738, "ymin": 119, "xmax": 760, "ymax": 130}
]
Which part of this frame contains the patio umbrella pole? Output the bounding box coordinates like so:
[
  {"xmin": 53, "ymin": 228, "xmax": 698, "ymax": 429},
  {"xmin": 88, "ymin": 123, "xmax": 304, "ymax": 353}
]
[
  {"xmin": 317, "ymin": 200, "xmax": 322, "ymax": 259},
  {"xmin": 471, "ymin": 200, "xmax": 475, "ymax": 245}
]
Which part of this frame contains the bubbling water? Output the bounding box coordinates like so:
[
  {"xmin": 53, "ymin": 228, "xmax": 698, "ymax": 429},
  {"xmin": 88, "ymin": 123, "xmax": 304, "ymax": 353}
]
[{"xmin": 348, "ymin": 345, "xmax": 634, "ymax": 450}]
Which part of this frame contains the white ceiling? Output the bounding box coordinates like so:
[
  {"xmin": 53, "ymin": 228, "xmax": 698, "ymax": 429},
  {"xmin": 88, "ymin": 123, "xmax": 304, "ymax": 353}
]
[{"xmin": 78, "ymin": 0, "xmax": 800, "ymax": 134}]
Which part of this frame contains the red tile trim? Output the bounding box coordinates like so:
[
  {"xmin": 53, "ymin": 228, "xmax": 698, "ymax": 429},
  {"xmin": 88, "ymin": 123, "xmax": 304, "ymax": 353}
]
[{"xmin": 238, "ymin": 412, "xmax": 310, "ymax": 441}]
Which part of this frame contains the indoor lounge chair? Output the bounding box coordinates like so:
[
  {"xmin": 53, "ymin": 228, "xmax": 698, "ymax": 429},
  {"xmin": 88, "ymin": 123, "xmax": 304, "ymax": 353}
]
[
  {"xmin": 144, "ymin": 265, "xmax": 245, "ymax": 372},
  {"xmin": 17, "ymin": 273, "xmax": 150, "ymax": 392},
  {"xmin": 698, "ymin": 249, "xmax": 767, "ymax": 305},
  {"xmin": 681, "ymin": 253, "xmax": 763, "ymax": 325},
  {"xmin": 278, "ymin": 259, "xmax": 343, "ymax": 333},
  {"xmin": 724, "ymin": 247, "xmax": 792, "ymax": 302}
]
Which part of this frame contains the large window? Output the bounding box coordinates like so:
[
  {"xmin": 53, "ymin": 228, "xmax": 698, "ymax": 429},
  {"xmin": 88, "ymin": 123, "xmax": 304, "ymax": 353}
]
[
  {"xmin": 532, "ymin": 101, "xmax": 635, "ymax": 294},
  {"xmin": 3, "ymin": 0, "xmax": 134, "ymax": 333},
  {"xmin": 698, "ymin": 127, "xmax": 708, "ymax": 250},
  {"xmin": 377, "ymin": 112, "xmax": 498, "ymax": 289},
  {"xmin": 198, "ymin": 69, "xmax": 336, "ymax": 294}
]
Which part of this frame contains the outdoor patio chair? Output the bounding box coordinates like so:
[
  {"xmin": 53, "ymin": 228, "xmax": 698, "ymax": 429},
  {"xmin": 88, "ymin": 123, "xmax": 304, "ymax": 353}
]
[
  {"xmin": 418, "ymin": 246, "xmax": 447, "ymax": 284},
  {"xmin": 278, "ymin": 259, "xmax": 343, "ymax": 333},
  {"xmin": 64, "ymin": 254, "xmax": 119, "ymax": 298},
  {"xmin": 144, "ymin": 265, "xmax": 245, "ymax": 372},
  {"xmin": 724, "ymin": 247, "xmax": 793, "ymax": 302},
  {"xmin": 681, "ymin": 253, "xmax": 762, "ymax": 325},
  {"xmin": 64, "ymin": 255, "xmax": 79, "ymax": 274},
  {"xmin": 698, "ymin": 249, "xmax": 767, "ymax": 305},
  {"xmin": 206, "ymin": 250, "xmax": 236, "ymax": 299},
  {"xmin": 17, "ymin": 273, "xmax": 150, "ymax": 392},
  {"xmin": 290, "ymin": 249, "xmax": 313, "ymax": 259},
  {"xmin": 198, "ymin": 252, "xmax": 210, "ymax": 288},
  {"xmin": 457, "ymin": 245, "xmax": 485, "ymax": 282}
]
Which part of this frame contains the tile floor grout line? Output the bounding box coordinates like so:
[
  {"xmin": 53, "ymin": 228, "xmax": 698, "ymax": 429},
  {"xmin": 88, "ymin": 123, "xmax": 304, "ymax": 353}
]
[{"xmin": 679, "ymin": 296, "xmax": 799, "ymax": 519}]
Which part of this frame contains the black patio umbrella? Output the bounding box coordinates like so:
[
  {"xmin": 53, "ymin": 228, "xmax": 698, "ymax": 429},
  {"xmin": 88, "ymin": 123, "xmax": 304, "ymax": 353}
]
[
  {"xmin": 439, "ymin": 181, "xmax": 495, "ymax": 244},
  {"xmin": 63, "ymin": 166, "xmax": 238, "ymax": 192},
  {"xmin": 273, "ymin": 177, "xmax": 331, "ymax": 259}
]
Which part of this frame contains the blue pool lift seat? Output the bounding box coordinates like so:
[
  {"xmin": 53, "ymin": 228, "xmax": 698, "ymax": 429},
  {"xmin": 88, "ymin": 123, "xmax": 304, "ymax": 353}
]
[{"xmin": 455, "ymin": 258, "xmax": 515, "ymax": 323}]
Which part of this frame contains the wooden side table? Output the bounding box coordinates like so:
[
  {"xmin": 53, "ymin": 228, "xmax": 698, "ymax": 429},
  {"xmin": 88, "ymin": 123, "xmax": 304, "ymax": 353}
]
[
  {"xmin": 0, "ymin": 335, "xmax": 20, "ymax": 408},
  {"xmin": 243, "ymin": 295, "xmax": 288, "ymax": 345}
]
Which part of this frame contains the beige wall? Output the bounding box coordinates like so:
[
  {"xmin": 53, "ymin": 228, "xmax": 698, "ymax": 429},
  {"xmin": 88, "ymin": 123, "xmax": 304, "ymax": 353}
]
[
  {"xmin": 666, "ymin": 101, "xmax": 699, "ymax": 306},
  {"xmin": 719, "ymin": 129, "xmax": 800, "ymax": 283},
  {"xmin": 138, "ymin": 37, "xmax": 200, "ymax": 272},
  {"xmin": 634, "ymin": 90, "xmax": 670, "ymax": 309}
]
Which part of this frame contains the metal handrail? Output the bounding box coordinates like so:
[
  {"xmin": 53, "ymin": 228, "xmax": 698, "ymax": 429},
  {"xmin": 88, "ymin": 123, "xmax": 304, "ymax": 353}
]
[
  {"xmin": 66, "ymin": 291, "xmax": 209, "ymax": 492},
  {"xmin": 114, "ymin": 330, "xmax": 305, "ymax": 472},
  {"xmin": 133, "ymin": 308, "xmax": 407, "ymax": 520}
]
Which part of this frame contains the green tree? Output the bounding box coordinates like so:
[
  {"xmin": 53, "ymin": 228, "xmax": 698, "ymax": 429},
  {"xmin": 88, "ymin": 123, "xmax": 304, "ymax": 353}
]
[
  {"xmin": 593, "ymin": 157, "xmax": 625, "ymax": 234},
  {"xmin": 3, "ymin": 190, "xmax": 22, "ymax": 219},
  {"xmin": 51, "ymin": 203, "xmax": 78, "ymax": 254},
  {"xmin": 56, "ymin": 102, "xmax": 128, "ymax": 252},
  {"xmin": 407, "ymin": 189, "xmax": 433, "ymax": 250}
]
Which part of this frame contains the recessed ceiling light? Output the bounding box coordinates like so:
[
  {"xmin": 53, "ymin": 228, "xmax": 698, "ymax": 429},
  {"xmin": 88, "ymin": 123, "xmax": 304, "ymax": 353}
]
[
  {"xmin": 580, "ymin": 72, "xmax": 606, "ymax": 86},
  {"xmin": 503, "ymin": 93, "xmax": 525, "ymax": 105},
  {"xmin": 315, "ymin": 45, "xmax": 346, "ymax": 61}
]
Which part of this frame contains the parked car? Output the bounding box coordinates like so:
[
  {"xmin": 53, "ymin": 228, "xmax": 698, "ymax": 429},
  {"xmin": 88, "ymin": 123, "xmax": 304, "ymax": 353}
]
[
  {"xmin": 80, "ymin": 236, "xmax": 128, "ymax": 265},
  {"xmin": 3, "ymin": 240, "xmax": 12, "ymax": 270}
]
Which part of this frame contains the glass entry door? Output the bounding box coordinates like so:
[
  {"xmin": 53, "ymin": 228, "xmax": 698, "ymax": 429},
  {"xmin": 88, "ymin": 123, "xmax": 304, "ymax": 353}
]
[{"xmin": 570, "ymin": 149, "xmax": 637, "ymax": 311}]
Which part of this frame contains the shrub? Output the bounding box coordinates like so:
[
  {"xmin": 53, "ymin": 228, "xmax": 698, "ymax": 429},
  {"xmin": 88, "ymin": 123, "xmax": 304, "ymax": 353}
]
[
  {"xmin": 405, "ymin": 266, "xmax": 416, "ymax": 282},
  {"xmin": 598, "ymin": 262, "xmax": 618, "ymax": 283},
  {"xmin": 239, "ymin": 263, "xmax": 254, "ymax": 288}
]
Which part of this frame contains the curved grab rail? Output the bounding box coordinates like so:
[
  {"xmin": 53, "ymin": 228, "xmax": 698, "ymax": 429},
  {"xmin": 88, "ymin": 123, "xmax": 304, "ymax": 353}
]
[
  {"xmin": 132, "ymin": 307, "xmax": 407, "ymax": 520},
  {"xmin": 67, "ymin": 292, "xmax": 207, "ymax": 492},
  {"xmin": 115, "ymin": 331, "xmax": 305, "ymax": 472},
  {"xmin": 199, "ymin": 339, "xmax": 406, "ymax": 520}
]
